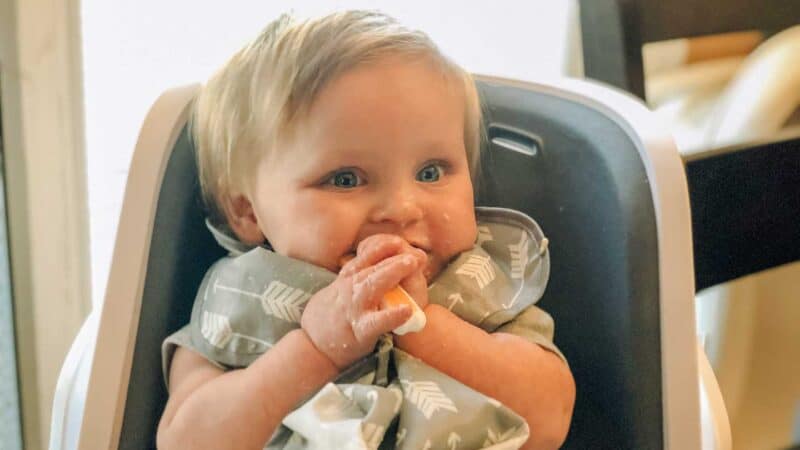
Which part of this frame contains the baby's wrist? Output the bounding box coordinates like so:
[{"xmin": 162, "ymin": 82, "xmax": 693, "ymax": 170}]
[
  {"xmin": 288, "ymin": 328, "xmax": 340, "ymax": 374},
  {"xmin": 421, "ymin": 302, "xmax": 445, "ymax": 314},
  {"xmin": 394, "ymin": 303, "xmax": 459, "ymax": 347}
]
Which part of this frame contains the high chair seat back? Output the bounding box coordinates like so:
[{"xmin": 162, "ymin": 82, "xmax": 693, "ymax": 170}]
[{"xmin": 59, "ymin": 78, "xmax": 703, "ymax": 449}]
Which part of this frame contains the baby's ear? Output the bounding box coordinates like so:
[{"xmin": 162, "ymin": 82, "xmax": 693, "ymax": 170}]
[{"xmin": 222, "ymin": 194, "xmax": 265, "ymax": 245}]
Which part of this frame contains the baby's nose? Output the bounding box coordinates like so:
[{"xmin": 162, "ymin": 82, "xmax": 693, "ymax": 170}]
[{"xmin": 370, "ymin": 190, "xmax": 423, "ymax": 227}]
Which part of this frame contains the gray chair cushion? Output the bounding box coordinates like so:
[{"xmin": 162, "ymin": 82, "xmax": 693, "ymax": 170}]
[{"xmin": 476, "ymin": 81, "xmax": 661, "ymax": 449}]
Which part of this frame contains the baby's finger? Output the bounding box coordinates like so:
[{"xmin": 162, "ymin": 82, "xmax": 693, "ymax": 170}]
[
  {"xmin": 352, "ymin": 253, "xmax": 419, "ymax": 310},
  {"xmin": 357, "ymin": 234, "xmax": 406, "ymax": 257},
  {"xmin": 351, "ymin": 306, "xmax": 412, "ymax": 343},
  {"xmin": 339, "ymin": 235, "xmax": 406, "ymax": 276},
  {"xmin": 401, "ymin": 270, "xmax": 429, "ymax": 309},
  {"xmin": 369, "ymin": 237, "xmax": 427, "ymax": 268}
]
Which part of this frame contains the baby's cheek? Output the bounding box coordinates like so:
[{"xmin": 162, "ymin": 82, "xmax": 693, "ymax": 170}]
[
  {"xmin": 438, "ymin": 209, "xmax": 477, "ymax": 251},
  {"xmin": 279, "ymin": 224, "xmax": 344, "ymax": 271},
  {"xmin": 315, "ymin": 237, "xmax": 351, "ymax": 272},
  {"xmin": 425, "ymin": 212, "xmax": 475, "ymax": 281},
  {"xmin": 316, "ymin": 221, "xmax": 362, "ymax": 270}
]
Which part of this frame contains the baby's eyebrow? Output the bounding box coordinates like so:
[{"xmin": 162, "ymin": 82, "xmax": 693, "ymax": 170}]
[
  {"xmin": 305, "ymin": 146, "xmax": 371, "ymax": 165},
  {"xmin": 418, "ymin": 138, "xmax": 465, "ymax": 154}
]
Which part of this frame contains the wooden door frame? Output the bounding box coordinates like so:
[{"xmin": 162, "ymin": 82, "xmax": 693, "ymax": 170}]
[{"xmin": 0, "ymin": 0, "xmax": 91, "ymax": 447}]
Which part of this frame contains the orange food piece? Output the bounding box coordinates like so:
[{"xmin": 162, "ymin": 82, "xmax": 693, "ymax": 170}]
[
  {"xmin": 383, "ymin": 286, "xmax": 415, "ymax": 308},
  {"xmin": 382, "ymin": 286, "xmax": 426, "ymax": 335}
]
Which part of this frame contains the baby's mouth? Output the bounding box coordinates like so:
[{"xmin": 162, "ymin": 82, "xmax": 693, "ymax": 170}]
[{"xmin": 338, "ymin": 253, "xmax": 357, "ymax": 270}]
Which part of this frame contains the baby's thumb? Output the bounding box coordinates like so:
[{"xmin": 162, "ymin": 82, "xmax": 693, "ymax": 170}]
[
  {"xmin": 401, "ymin": 271, "xmax": 429, "ymax": 310},
  {"xmin": 352, "ymin": 306, "xmax": 411, "ymax": 342}
]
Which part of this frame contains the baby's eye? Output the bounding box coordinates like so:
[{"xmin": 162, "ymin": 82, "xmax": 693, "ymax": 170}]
[
  {"xmin": 327, "ymin": 170, "xmax": 362, "ymax": 188},
  {"xmin": 416, "ymin": 163, "xmax": 444, "ymax": 183}
]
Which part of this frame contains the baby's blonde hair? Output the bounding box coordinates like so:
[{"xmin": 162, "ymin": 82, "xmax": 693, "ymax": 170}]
[{"xmin": 192, "ymin": 10, "xmax": 483, "ymax": 226}]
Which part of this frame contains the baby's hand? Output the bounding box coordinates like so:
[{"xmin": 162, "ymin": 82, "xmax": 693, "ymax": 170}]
[
  {"xmin": 341, "ymin": 235, "xmax": 430, "ymax": 310},
  {"xmin": 300, "ymin": 237, "xmax": 425, "ymax": 369}
]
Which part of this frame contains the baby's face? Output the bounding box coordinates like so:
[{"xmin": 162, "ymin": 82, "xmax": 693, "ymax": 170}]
[{"xmin": 249, "ymin": 57, "xmax": 477, "ymax": 280}]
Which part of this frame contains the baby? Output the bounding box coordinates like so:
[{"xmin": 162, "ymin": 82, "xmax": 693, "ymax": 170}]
[{"xmin": 157, "ymin": 11, "xmax": 574, "ymax": 450}]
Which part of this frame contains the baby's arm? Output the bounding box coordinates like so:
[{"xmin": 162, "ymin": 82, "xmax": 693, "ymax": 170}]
[
  {"xmin": 395, "ymin": 306, "xmax": 575, "ymax": 450},
  {"xmin": 157, "ymin": 248, "xmax": 422, "ymax": 450},
  {"xmin": 157, "ymin": 329, "xmax": 337, "ymax": 449}
]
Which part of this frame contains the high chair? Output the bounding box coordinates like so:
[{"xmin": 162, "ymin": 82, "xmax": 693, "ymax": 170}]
[{"xmin": 50, "ymin": 77, "xmax": 728, "ymax": 449}]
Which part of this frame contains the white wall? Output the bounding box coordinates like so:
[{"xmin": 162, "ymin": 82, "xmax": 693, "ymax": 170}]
[{"xmin": 81, "ymin": 0, "xmax": 581, "ymax": 306}]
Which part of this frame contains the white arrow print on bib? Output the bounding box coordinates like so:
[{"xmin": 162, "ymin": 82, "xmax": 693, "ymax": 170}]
[
  {"xmin": 456, "ymin": 254, "xmax": 495, "ymax": 289},
  {"xmin": 200, "ymin": 311, "xmax": 272, "ymax": 350},
  {"xmin": 476, "ymin": 225, "xmax": 493, "ymax": 246},
  {"xmin": 448, "ymin": 432, "xmax": 462, "ymax": 449},
  {"xmin": 401, "ymin": 380, "xmax": 458, "ymax": 419},
  {"xmin": 484, "ymin": 426, "xmax": 519, "ymax": 446},
  {"xmin": 508, "ymin": 232, "xmax": 530, "ymax": 279},
  {"xmin": 447, "ymin": 293, "xmax": 464, "ymax": 311},
  {"xmin": 212, "ymin": 278, "xmax": 308, "ymax": 323},
  {"xmin": 200, "ymin": 311, "xmax": 233, "ymax": 348},
  {"xmin": 259, "ymin": 280, "xmax": 309, "ymax": 323}
]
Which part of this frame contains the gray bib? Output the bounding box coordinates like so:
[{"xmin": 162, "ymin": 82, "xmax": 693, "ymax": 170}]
[{"xmin": 163, "ymin": 207, "xmax": 563, "ymax": 449}]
